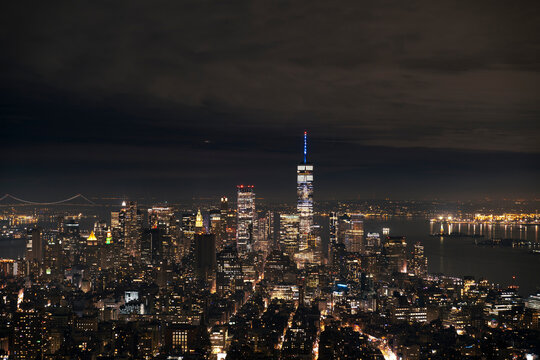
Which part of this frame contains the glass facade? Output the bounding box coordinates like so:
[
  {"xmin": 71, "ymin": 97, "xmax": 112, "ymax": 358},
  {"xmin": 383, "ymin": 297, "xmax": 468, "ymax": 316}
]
[{"xmin": 237, "ymin": 185, "xmax": 255, "ymax": 255}]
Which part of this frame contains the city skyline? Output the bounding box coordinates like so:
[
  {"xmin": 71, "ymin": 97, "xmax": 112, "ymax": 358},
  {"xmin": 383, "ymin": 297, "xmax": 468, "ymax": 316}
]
[{"xmin": 0, "ymin": 2, "xmax": 539, "ymax": 358}]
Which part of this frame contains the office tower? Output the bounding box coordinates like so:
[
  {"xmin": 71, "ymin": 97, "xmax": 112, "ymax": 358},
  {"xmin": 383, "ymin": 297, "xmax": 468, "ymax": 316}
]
[
  {"xmin": 85, "ymin": 231, "xmax": 99, "ymax": 272},
  {"xmin": 345, "ymin": 213, "xmax": 364, "ymax": 253},
  {"xmin": 236, "ymin": 185, "xmax": 255, "ymax": 255},
  {"xmin": 141, "ymin": 228, "xmax": 163, "ymax": 265},
  {"xmin": 384, "ymin": 236, "xmax": 408, "ymax": 274},
  {"xmin": 209, "ymin": 210, "xmax": 224, "ymax": 249},
  {"xmin": 279, "ymin": 214, "xmax": 300, "ymax": 258},
  {"xmin": 254, "ymin": 211, "xmax": 274, "ymax": 255},
  {"xmin": 43, "ymin": 231, "xmax": 63, "ymax": 277},
  {"xmin": 329, "ymin": 212, "xmax": 338, "ymax": 246},
  {"xmin": 180, "ymin": 212, "xmax": 196, "ymax": 259},
  {"xmin": 148, "ymin": 206, "xmax": 177, "ymax": 261},
  {"xmin": 220, "ymin": 197, "xmax": 235, "ymax": 247},
  {"xmin": 194, "ymin": 233, "xmax": 216, "ymax": 278},
  {"xmin": 26, "ymin": 227, "xmax": 43, "ymax": 262},
  {"xmin": 111, "ymin": 211, "xmax": 120, "ymax": 229},
  {"xmin": 337, "ymin": 214, "xmax": 351, "ymax": 245},
  {"xmin": 120, "ymin": 201, "xmax": 143, "ymax": 258},
  {"xmin": 297, "ymin": 131, "xmax": 314, "ymax": 251},
  {"xmin": 410, "ymin": 242, "xmax": 428, "ymax": 277},
  {"xmin": 220, "ymin": 197, "xmax": 230, "ymax": 244},
  {"xmin": 216, "ymin": 246, "xmax": 243, "ymax": 295},
  {"xmin": 306, "ymin": 223, "xmax": 323, "ymax": 263},
  {"xmin": 365, "ymin": 232, "xmax": 381, "ymax": 254}
]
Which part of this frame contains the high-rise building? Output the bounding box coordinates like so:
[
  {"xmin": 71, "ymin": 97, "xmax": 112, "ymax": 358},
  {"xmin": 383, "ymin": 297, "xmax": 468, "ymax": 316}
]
[
  {"xmin": 141, "ymin": 228, "xmax": 162, "ymax": 265},
  {"xmin": 329, "ymin": 212, "xmax": 338, "ymax": 246},
  {"xmin": 410, "ymin": 242, "xmax": 428, "ymax": 277},
  {"xmin": 195, "ymin": 209, "xmax": 205, "ymax": 234},
  {"xmin": 236, "ymin": 185, "xmax": 255, "ymax": 255},
  {"xmin": 297, "ymin": 131, "xmax": 314, "ymax": 251},
  {"xmin": 345, "ymin": 213, "xmax": 364, "ymax": 253},
  {"xmin": 253, "ymin": 211, "xmax": 274, "ymax": 255},
  {"xmin": 85, "ymin": 231, "xmax": 99, "ymax": 270},
  {"xmin": 148, "ymin": 206, "xmax": 177, "ymax": 262},
  {"xmin": 216, "ymin": 246, "xmax": 243, "ymax": 295},
  {"xmin": 120, "ymin": 201, "xmax": 143, "ymax": 258},
  {"xmin": 337, "ymin": 214, "xmax": 351, "ymax": 245},
  {"xmin": 194, "ymin": 233, "xmax": 216, "ymax": 278},
  {"xmin": 209, "ymin": 210, "xmax": 224, "ymax": 249},
  {"xmin": 384, "ymin": 236, "xmax": 408, "ymax": 274},
  {"xmin": 220, "ymin": 197, "xmax": 236, "ymax": 247},
  {"xmin": 364, "ymin": 232, "xmax": 381, "ymax": 254},
  {"xmin": 26, "ymin": 227, "xmax": 43, "ymax": 262},
  {"xmin": 180, "ymin": 212, "xmax": 196, "ymax": 259},
  {"xmin": 280, "ymin": 214, "xmax": 300, "ymax": 258}
]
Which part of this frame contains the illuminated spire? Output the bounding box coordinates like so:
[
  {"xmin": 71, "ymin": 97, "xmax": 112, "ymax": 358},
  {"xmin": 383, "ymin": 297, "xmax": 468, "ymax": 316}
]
[
  {"xmin": 105, "ymin": 230, "xmax": 112, "ymax": 244},
  {"xmin": 303, "ymin": 131, "xmax": 307, "ymax": 164},
  {"xmin": 195, "ymin": 209, "xmax": 204, "ymax": 233},
  {"xmin": 87, "ymin": 231, "xmax": 97, "ymax": 245}
]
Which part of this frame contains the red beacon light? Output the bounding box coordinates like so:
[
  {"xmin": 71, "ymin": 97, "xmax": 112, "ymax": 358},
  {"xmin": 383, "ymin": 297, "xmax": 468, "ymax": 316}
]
[{"xmin": 237, "ymin": 184, "xmax": 254, "ymax": 189}]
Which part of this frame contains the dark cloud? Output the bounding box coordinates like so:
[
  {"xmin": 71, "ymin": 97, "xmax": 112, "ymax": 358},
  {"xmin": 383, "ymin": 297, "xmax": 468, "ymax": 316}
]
[{"xmin": 0, "ymin": 0, "xmax": 539, "ymax": 200}]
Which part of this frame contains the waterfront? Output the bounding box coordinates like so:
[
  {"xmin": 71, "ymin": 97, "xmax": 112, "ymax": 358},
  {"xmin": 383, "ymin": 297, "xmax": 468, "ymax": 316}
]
[
  {"xmin": 2, "ymin": 216, "xmax": 539, "ymax": 296},
  {"xmin": 364, "ymin": 218, "xmax": 540, "ymax": 296}
]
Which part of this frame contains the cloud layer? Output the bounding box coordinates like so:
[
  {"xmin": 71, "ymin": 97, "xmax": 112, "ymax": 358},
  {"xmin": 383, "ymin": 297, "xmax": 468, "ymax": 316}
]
[{"xmin": 1, "ymin": 0, "xmax": 539, "ymax": 200}]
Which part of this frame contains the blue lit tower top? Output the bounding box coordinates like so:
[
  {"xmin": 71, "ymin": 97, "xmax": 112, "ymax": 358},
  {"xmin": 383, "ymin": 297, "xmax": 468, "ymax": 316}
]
[{"xmin": 303, "ymin": 131, "xmax": 307, "ymax": 164}]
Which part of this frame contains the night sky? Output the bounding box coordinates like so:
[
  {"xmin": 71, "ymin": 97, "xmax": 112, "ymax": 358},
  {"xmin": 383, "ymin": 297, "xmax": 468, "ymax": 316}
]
[{"xmin": 1, "ymin": 1, "xmax": 539, "ymax": 202}]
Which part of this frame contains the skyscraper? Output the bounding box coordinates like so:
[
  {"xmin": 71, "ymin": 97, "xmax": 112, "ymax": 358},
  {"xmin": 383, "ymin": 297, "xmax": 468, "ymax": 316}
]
[
  {"xmin": 384, "ymin": 236, "xmax": 408, "ymax": 274},
  {"xmin": 346, "ymin": 213, "xmax": 364, "ymax": 253},
  {"xmin": 337, "ymin": 214, "xmax": 351, "ymax": 245},
  {"xmin": 180, "ymin": 212, "xmax": 196, "ymax": 259},
  {"xmin": 148, "ymin": 205, "xmax": 177, "ymax": 262},
  {"xmin": 209, "ymin": 210, "xmax": 224, "ymax": 249},
  {"xmin": 216, "ymin": 245, "xmax": 243, "ymax": 295},
  {"xmin": 410, "ymin": 242, "xmax": 428, "ymax": 277},
  {"xmin": 280, "ymin": 214, "xmax": 300, "ymax": 258},
  {"xmin": 297, "ymin": 132, "xmax": 313, "ymax": 251},
  {"xmin": 329, "ymin": 212, "xmax": 338, "ymax": 246},
  {"xmin": 236, "ymin": 185, "xmax": 255, "ymax": 255},
  {"xmin": 195, "ymin": 209, "xmax": 204, "ymax": 234},
  {"xmin": 141, "ymin": 228, "xmax": 162, "ymax": 265},
  {"xmin": 194, "ymin": 233, "xmax": 216, "ymax": 279},
  {"xmin": 26, "ymin": 227, "xmax": 43, "ymax": 262},
  {"xmin": 221, "ymin": 196, "xmax": 236, "ymax": 247},
  {"xmin": 120, "ymin": 201, "xmax": 143, "ymax": 258}
]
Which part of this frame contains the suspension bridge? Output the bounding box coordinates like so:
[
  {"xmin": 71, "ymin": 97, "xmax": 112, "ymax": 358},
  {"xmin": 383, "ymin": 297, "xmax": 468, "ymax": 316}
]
[{"xmin": 0, "ymin": 194, "xmax": 97, "ymax": 206}]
